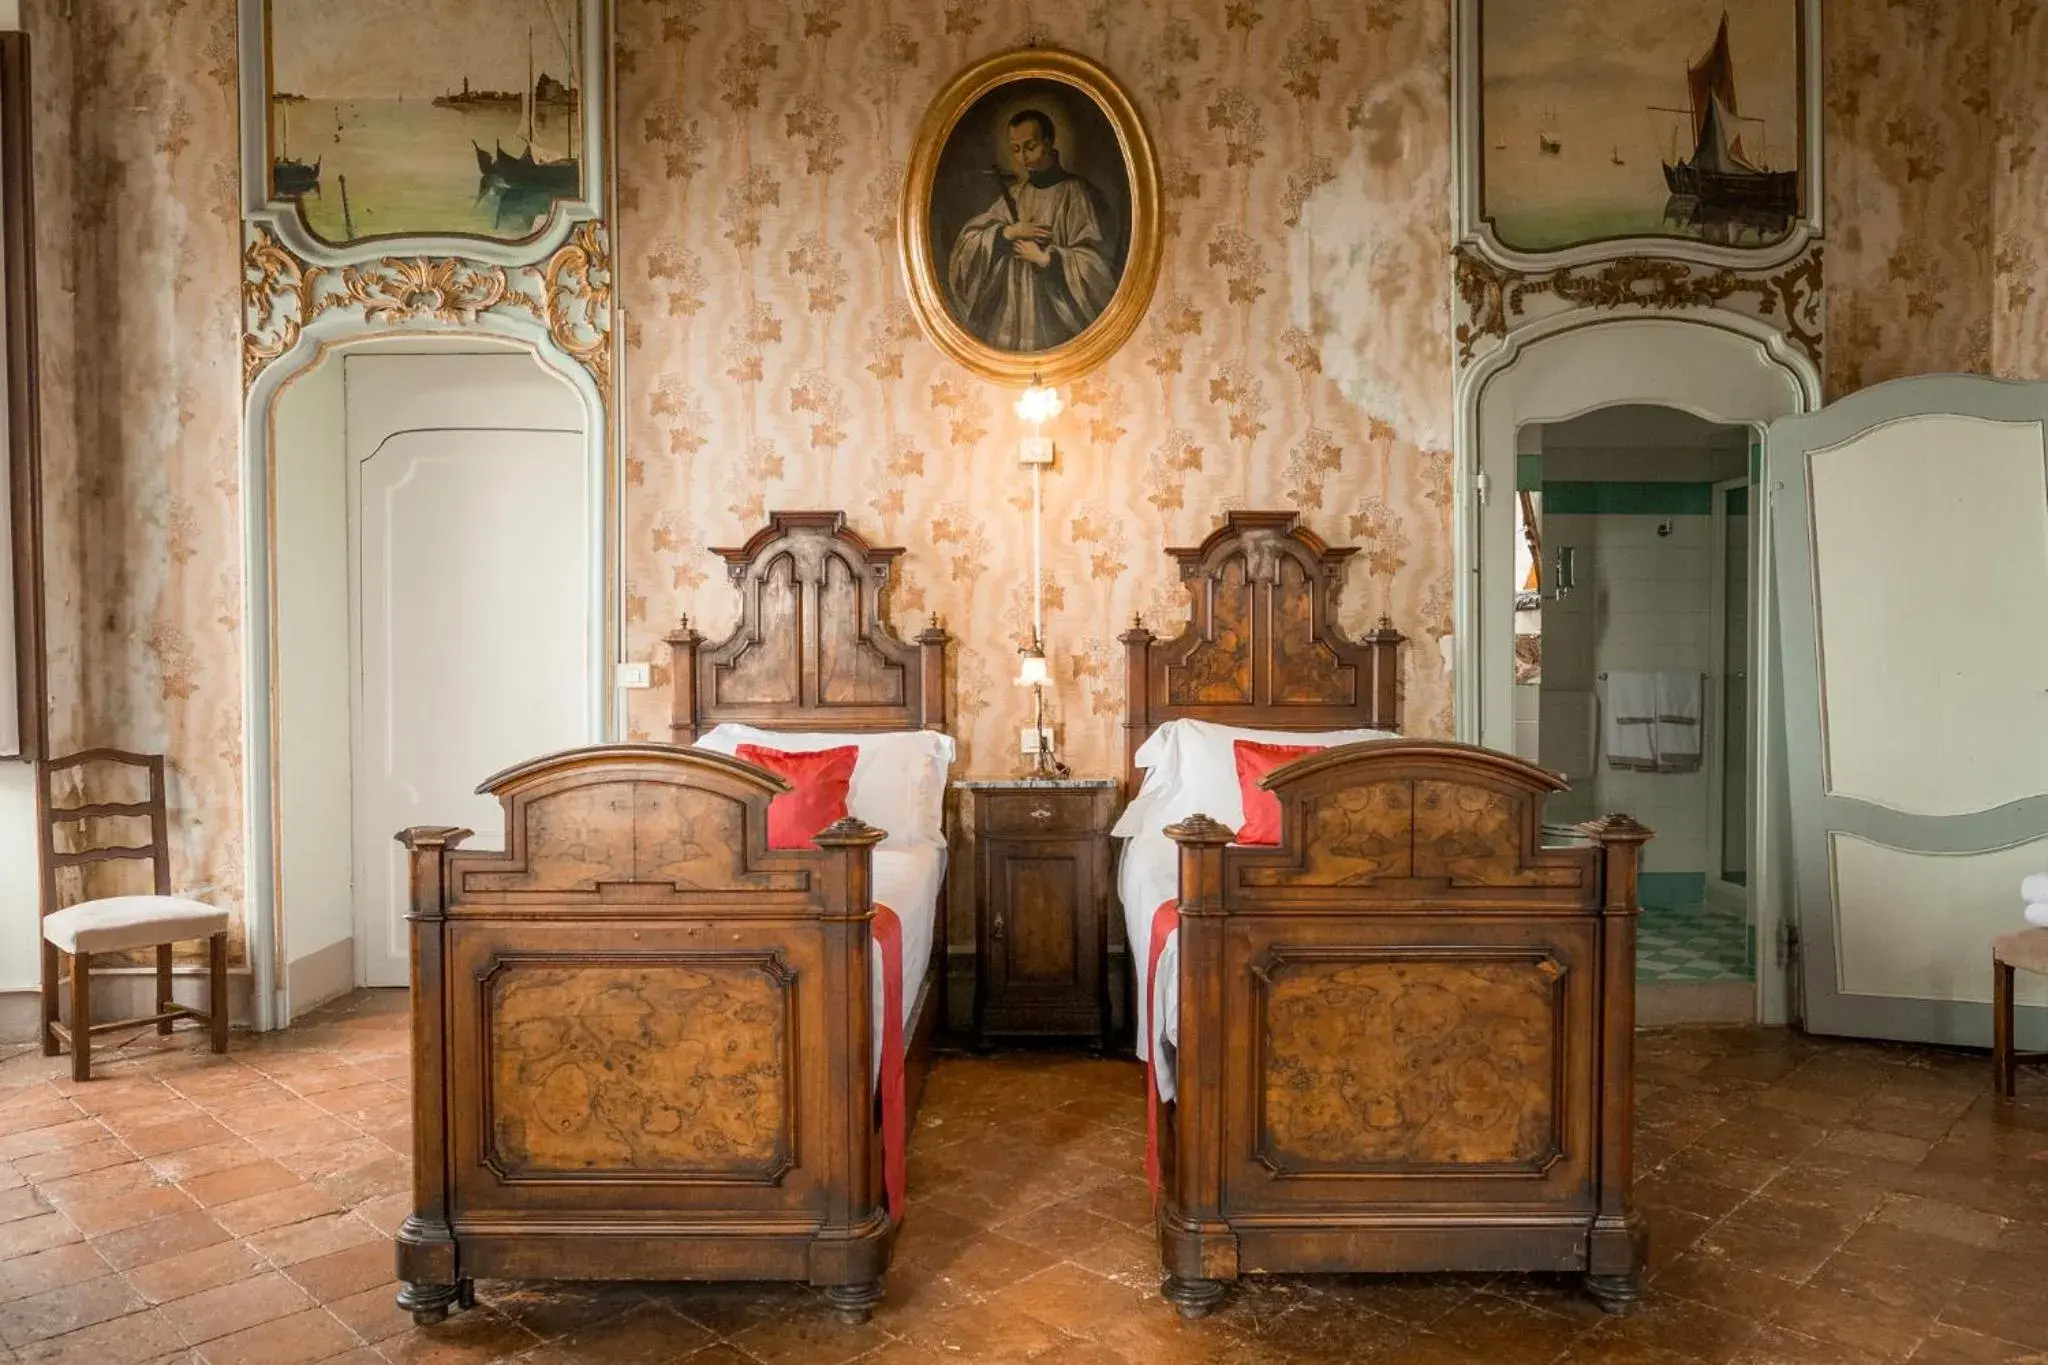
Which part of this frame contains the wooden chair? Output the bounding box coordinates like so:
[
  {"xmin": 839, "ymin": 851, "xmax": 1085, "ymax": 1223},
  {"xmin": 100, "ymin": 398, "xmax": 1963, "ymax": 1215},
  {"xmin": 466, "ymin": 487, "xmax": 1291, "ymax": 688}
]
[
  {"xmin": 36, "ymin": 750, "xmax": 229, "ymax": 1081},
  {"xmin": 1993, "ymin": 929, "xmax": 2048, "ymax": 1098}
]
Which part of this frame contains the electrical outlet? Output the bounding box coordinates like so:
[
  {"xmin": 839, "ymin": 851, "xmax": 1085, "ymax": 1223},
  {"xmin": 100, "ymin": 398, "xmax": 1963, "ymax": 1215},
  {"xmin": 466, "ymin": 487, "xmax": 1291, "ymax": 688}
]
[
  {"xmin": 616, "ymin": 661, "xmax": 652, "ymax": 689},
  {"xmin": 1020, "ymin": 726, "xmax": 1052, "ymax": 754},
  {"xmin": 1018, "ymin": 435, "xmax": 1055, "ymax": 466}
]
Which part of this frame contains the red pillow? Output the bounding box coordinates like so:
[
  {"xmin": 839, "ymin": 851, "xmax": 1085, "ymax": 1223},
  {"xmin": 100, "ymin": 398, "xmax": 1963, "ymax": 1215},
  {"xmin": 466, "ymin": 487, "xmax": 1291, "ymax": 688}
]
[
  {"xmin": 735, "ymin": 743, "xmax": 859, "ymax": 849},
  {"xmin": 1233, "ymin": 740, "xmax": 1319, "ymax": 846}
]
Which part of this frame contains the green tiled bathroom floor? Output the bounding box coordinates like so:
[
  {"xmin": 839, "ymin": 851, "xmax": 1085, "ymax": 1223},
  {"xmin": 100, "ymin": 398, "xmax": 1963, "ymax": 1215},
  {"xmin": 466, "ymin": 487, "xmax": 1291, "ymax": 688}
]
[{"xmin": 1637, "ymin": 901, "xmax": 1753, "ymax": 983}]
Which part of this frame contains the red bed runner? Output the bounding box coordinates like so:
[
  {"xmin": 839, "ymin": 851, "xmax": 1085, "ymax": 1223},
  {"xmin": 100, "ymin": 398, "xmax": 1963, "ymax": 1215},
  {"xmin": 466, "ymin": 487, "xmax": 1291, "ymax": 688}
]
[
  {"xmin": 873, "ymin": 903, "xmax": 907, "ymax": 1222},
  {"xmin": 1144, "ymin": 898, "xmax": 1179, "ymax": 1204}
]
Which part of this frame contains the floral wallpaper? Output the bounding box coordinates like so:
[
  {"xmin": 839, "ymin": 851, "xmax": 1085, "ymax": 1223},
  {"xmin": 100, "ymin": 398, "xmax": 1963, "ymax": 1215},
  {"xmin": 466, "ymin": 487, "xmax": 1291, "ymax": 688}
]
[
  {"xmin": 29, "ymin": 0, "xmax": 248, "ymax": 958},
  {"xmin": 614, "ymin": 0, "xmax": 1460, "ymax": 776},
  {"xmin": 1820, "ymin": 0, "xmax": 1995, "ymax": 395},
  {"xmin": 24, "ymin": 0, "xmax": 2048, "ymax": 969},
  {"xmin": 1992, "ymin": 0, "xmax": 2048, "ymax": 377}
]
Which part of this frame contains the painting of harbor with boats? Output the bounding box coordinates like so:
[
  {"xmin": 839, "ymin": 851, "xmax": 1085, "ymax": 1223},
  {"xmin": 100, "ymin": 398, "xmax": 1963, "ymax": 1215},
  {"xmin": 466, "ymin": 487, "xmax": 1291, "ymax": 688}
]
[
  {"xmin": 1479, "ymin": 0, "xmax": 1803, "ymax": 251},
  {"xmin": 267, "ymin": 0, "xmax": 584, "ymax": 244}
]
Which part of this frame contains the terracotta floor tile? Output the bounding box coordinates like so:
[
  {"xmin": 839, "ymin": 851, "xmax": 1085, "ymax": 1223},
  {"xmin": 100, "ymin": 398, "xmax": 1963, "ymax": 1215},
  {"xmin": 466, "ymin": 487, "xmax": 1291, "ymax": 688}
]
[
  {"xmin": 1871, "ymin": 1195, "xmax": 2008, "ymax": 1251},
  {"xmin": 1728, "ymin": 1324, "xmax": 1890, "ymax": 1365},
  {"xmin": 179, "ymin": 1162, "xmax": 298, "ymax": 1210},
  {"xmin": 0, "ymin": 1214, "xmax": 83, "ymax": 1263},
  {"xmin": 322, "ymin": 1282, "xmax": 412, "ymax": 1345},
  {"xmin": 1806, "ymin": 1251, "xmax": 1967, "ymax": 1319},
  {"xmin": 124, "ymin": 1240, "xmax": 266, "ymax": 1305},
  {"xmin": 371, "ymin": 1306, "xmax": 542, "ymax": 1363},
  {"xmin": 208, "ymin": 1183, "xmax": 341, "ymax": 1238},
  {"xmin": 37, "ymin": 1162, "xmax": 162, "ymax": 1210},
  {"xmin": 0, "ymin": 1243, "xmax": 110, "ymax": 1304},
  {"xmin": 187, "ymin": 1306, "xmax": 358, "ymax": 1365},
  {"xmin": 1909, "ymin": 1323, "xmax": 2048, "ymax": 1364},
  {"xmin": 0, "ymin": 1106, "xmax": 88, "ymax": 1142},
  {"xmin": 243, "ymin": 1211, "xmax": 380, "ymax": 1268},
  {"xmin": 722, "ymin": 1306, "xmax": 889, "ymax": 1365},
  {"xmin": 88, "ymin": 1208, "xmax": 227, "ymax": 1272},
  {"xmin": 0, "ymin": 1272, "xmax": 146, "ymax": 1347},
  {"xmin": 62, "ymin": 1185, "xmax": 193, "ymax": 1238},
  {"xmin": 10, "ymin": 1307, "xmax": 185, "ymax": 1364},
  {"xmin": 159, "ymin": 1270, "xmax": 314, "ymax": 1344},
  {"xmin": 145, "ymin": 1142, "xmax": 264, "ymax": 1185},
  {"xmin": 1651, "ymin": 1253, "xmax": 1800, "ymax": 1318},
  {"xmin": 1772, "ymin": 1281, "xmax": 1936, "ymax": 1362},
  {"xmin": 279, "ymin": 1241, "xmax": 392, "ymax": 1306},
  {"xmin": 11, "ymin": 1138, "xmax": 126, "ymax": 1184},
  {"xmin": 1938, "ymin": 1283, "xmax": 2048, "ymax": 1353},
  {"xmin": 0, "ymin": 1121, "xmax": 106, "ymax": 1164},
  {"xmin": 512, "ymin": 1301, "xmax": 712, "ymax": 1364},
  {"xmin": 117, "ymin": 1119, "xmax": 233, "ymax": 1161}
]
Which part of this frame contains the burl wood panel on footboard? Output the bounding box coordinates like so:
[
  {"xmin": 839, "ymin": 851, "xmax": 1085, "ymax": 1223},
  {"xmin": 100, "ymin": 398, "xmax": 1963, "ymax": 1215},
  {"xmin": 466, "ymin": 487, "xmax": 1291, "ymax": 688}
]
[
  {"xmin": 1156, "ymin": 741, "xmax": 1652, "ymax": 1318},
  {"xmin": 394, "ymin": 746, "xmax": 897, "ymax": 1325}
]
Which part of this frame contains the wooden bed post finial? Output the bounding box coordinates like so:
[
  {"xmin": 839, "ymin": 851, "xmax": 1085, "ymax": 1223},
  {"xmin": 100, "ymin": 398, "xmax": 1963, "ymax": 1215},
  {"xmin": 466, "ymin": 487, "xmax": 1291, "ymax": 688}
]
[
  {"xmin": 1362, "ymin": 616, "xmax": 1405, "ymax": 732},
  {"xmin": 666, "ymin": 617, "xmax": 703, "ymax": 745},
  {"xmin": 915, "ymin": 616, "xmax": 950, "ymax": 732},
  {"xmin": 1120, "ymin": 617, "xmax": 1157, "ymax": 795}
]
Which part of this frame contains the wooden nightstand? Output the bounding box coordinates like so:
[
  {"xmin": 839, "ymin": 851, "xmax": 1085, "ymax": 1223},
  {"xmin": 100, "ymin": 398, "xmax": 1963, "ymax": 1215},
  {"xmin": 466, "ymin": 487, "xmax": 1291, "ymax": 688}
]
[{"xmin": 958, "ymin": 778, "xmax": 1119, "ymax": 1050}]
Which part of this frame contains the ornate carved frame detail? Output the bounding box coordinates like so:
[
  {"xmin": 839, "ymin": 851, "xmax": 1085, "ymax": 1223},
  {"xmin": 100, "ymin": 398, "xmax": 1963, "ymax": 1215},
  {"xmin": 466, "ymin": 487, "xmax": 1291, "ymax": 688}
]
[
  {"xmin": 666, "ymin": 511, "xmax": 951, "ymax": 742},
  {"xmin": 241, "ymin": 220, "xmax": 614, "ymax": 395},
  {"xmin": 1453, "ymin": 244, "xmax": 1824, "ymax": 367},
  {"xmin": 1120, "ymin": 511, "xmax": 1404, "ymax": 791}
]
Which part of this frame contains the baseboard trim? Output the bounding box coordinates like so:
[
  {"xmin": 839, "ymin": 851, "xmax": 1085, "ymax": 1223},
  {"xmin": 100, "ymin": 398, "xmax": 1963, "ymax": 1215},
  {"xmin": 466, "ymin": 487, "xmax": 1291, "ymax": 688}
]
[
  {"xmin": 0, "ymin": 971, "xmax": 258, "ymax": 1044},
  {"xmin": 287, "ymin": 938, "xmax": 355, "ymax": 1020}
]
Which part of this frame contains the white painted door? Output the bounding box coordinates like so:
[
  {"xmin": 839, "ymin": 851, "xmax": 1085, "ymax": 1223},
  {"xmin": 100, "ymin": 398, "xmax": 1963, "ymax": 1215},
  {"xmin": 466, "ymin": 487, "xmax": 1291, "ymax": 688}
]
[
  {"xmin": 348, "ymin": 353, "xmax": 593, "ymax": 988},
  {"xmin": 1771, "ymin": 377, "xmax": 2048, "ymax": 1047}
]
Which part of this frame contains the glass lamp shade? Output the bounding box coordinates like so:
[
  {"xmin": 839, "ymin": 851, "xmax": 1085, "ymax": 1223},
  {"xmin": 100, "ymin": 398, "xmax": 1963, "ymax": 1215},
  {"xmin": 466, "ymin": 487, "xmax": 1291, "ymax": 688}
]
[
  {"xmin": 1013, "ymin": 380, "xmax": 1063, "ymax": 426},
  {"xmin": 1016, "ymin": 648, "xmax": 1051, "ymax": 687}
]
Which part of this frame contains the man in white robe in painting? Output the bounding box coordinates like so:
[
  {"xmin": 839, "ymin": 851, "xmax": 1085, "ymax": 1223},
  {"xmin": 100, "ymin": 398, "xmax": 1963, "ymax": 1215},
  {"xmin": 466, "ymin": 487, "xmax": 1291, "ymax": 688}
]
[{"xmin": 945, "ymin": 110, "xmax": 1120, "ymax": 352}]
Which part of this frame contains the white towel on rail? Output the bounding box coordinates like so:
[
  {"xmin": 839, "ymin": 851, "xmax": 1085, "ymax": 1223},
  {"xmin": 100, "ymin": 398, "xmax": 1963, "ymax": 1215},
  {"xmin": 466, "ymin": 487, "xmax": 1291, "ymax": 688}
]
[
  {"xmin": 2024, "ymin": 873, "xmax": 2048, "ymax": 906},
  {"xmin": 1603, "ymin": 672, "xmax": 1659, "ymax": 772},
  {"xmin": 1653, "ymin": 672, "xmax": 1702, "ymax": 773},
  {"xmin": 2028, "ymin": 903, "xmax": 2048, "ymax": 929}
]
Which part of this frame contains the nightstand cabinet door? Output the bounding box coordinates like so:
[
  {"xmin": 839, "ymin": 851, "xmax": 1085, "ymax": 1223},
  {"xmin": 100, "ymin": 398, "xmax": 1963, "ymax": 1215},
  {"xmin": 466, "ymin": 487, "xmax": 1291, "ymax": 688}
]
[{"xmin": 980, "ymin": 836, "xmax": 1104, "ymax": 1037}]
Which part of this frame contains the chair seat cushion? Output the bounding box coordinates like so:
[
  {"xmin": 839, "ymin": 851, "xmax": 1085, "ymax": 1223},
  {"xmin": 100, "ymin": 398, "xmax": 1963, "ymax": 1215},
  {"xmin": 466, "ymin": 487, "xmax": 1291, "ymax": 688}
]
[
  {"xmin": 43, "ymin": 896, "xmax": 229, "ymax": 955},
  {"xmin": 1995, "ymin": 928, "xmax": 2048, "ymax": 975}
]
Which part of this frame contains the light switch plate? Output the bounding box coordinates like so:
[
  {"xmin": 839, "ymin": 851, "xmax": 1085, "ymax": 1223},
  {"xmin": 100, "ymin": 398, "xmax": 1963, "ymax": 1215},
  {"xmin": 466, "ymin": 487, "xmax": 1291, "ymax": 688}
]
[
  {"xmin": 1018, "ymin": 435, "xmax": 1054, "ymax": 466},
  {"xmin": 616, "ymin": 661, "xmax": 652, "ymax": 689},
  {"xmin": 1020, "ymin": 726, "xmax": 1062, "ymax": 754}
]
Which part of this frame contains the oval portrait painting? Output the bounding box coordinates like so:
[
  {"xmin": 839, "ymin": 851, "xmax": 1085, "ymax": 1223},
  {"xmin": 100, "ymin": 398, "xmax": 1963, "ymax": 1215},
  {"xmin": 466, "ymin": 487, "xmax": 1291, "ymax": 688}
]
[{"xmin": 901, "ymin": 49, "xmax": 1160, "ymax": 386}]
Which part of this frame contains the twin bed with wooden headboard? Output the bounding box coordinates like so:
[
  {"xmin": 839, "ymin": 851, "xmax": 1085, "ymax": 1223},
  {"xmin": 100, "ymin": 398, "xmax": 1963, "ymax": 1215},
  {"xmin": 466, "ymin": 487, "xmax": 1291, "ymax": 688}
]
[{"xmin": 395, "ymin": 508, "xmax": 1647, "ymax": 1326}]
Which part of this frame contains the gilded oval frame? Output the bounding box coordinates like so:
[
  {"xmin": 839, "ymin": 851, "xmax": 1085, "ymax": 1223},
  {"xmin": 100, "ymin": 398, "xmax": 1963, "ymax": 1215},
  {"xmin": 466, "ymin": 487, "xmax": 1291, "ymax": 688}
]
[{"xmin": 899, "ymin": 47, "xmax": 1161, "ymax": 388}]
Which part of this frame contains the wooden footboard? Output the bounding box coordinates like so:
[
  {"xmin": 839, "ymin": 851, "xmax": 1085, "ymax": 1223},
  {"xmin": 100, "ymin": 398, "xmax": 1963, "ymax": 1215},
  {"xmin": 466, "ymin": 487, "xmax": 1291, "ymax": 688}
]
[
  {"xmin": 395, "ymin": 744, "xmax": 900, "ymax": 1325},
  {"xmin": 1156, "ymin": 740, "xmax": 1651, "ymax": 1317}
]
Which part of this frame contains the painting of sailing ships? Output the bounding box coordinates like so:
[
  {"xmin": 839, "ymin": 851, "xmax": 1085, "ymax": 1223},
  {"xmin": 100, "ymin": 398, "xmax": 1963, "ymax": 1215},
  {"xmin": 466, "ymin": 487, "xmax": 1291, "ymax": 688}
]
[
  {"xmin": 1479, "ymin": 0, "xmax": 1803, "ymax": 251},
  {"xmin": 267, "ymin": 0, "xmax": 585, "ymax": 244}
]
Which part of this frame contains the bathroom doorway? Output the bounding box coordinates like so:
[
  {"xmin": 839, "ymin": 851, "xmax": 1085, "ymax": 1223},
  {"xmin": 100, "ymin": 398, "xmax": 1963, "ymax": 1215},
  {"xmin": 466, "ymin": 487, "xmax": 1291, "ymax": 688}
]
[{"xmin": 1512, "ymin": 405, "xmax": 1756, "ymax": 1007}]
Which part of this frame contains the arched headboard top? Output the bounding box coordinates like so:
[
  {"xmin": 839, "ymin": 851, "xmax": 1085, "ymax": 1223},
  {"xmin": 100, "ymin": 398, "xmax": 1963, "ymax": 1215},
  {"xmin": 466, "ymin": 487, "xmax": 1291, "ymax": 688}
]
[
  {"xmin": 667, "ymin": 511, "xmax": 951, "ymax": 740},
  {"xmin": 1120, "ymin": 510, "xmax": 1405, "ymax": 792}
]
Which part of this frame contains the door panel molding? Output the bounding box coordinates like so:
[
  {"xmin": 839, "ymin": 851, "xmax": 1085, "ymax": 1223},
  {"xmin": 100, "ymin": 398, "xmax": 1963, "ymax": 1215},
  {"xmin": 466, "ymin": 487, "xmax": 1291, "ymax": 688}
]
[{"xmin": 1770, "ymin": 375, "xmax": 2048, "ymax": 1047}]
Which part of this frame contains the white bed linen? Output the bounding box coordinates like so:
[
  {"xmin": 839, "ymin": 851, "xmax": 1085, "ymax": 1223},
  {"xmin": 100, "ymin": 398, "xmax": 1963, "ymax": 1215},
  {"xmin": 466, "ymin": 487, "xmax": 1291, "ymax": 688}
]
[
  {"xmin": 1119, "ymin": 829, "xmax": 1183, "ymax": 1100},
  {"xmin": 1117, "ymin": 720, "xmax": 1397, "ymax": 1102},
  {"xmin": 871, "ymin": 841, "xmax": 945, "ymax": 1083}
]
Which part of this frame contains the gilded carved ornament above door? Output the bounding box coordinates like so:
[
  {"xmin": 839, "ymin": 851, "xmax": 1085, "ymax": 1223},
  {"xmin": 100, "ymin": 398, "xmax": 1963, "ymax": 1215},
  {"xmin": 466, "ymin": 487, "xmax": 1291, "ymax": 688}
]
[
  {"xmin": 1452, "ymin": 246, "xmax": 1824, "ymax": 368},
  {"xmin": 240, "ymin": 220, "xmax": 613, "ymax": 396}
]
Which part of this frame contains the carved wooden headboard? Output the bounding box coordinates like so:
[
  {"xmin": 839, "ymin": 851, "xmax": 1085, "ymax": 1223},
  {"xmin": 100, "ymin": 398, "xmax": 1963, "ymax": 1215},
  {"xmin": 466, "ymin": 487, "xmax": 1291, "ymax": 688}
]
[
  {"xmin": 666, "ymin": 511, "xmax": 950, "ymax": 741},
  {"xmin": 1120, "ymin": 510, "xmax": 1405, "ymax": 792}
]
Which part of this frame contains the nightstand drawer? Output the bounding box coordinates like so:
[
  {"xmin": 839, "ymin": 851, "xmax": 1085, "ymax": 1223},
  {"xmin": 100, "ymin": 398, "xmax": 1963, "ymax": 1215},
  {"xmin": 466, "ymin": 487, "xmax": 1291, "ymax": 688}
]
[{"xmin": 981, "ymin": 789, "xmax": 1099, "ymax": 836}]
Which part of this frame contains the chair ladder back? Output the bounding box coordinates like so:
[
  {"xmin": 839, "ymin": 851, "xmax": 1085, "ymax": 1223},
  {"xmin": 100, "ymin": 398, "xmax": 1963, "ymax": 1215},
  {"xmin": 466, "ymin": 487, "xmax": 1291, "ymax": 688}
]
[{"xmin": 36, "ymin": 751, "xmax": 175, "ymax": 913}]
